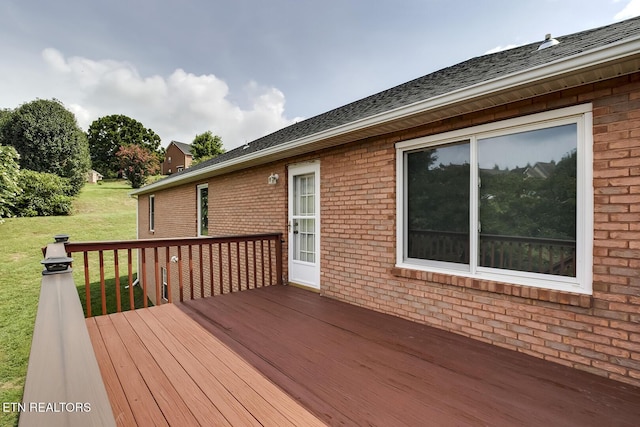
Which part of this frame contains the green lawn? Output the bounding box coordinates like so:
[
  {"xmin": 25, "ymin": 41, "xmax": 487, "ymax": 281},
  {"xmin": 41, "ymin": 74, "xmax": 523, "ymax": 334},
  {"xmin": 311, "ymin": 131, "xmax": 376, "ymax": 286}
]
[{"xmin": 0, "ymin": 180, "xmax": 139, "ymax": 427}]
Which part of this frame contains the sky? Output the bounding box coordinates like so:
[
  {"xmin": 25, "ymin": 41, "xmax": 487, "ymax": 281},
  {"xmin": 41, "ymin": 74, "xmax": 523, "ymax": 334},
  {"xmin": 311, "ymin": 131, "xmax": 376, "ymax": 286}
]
[{"xmin": 1, "ymin": 0, "xmax": 639, "ymax": 150}]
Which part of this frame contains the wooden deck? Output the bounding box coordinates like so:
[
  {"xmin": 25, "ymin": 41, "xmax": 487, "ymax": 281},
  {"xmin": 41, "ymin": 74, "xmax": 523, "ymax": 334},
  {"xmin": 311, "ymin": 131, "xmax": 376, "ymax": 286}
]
[
  {"xmin": 90, "ymin": 285, "xmax": 640, "ymax": 426},
  {"xmin": 86, "ymin": 302, "xmax": 326, "ymax": 426}
]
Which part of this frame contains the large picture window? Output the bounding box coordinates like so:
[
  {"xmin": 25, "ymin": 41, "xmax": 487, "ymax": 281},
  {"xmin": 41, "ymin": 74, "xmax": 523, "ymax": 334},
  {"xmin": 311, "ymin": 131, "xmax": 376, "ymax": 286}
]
[{"xmin": 397, "ymin": 105, "xmax": 593, "ymax": 294}]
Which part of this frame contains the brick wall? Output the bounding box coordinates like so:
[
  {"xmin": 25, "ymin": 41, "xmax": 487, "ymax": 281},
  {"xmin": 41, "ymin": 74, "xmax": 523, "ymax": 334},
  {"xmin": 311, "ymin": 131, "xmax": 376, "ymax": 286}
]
[
  {"xmin": 138, "ymin": 163, "xmax": 287, "ymax": 304},
  {"xmin": 141, "ymin": 73, "xmax": 640, "ymax": 386},
  {"xmin": 319, "ymin": 73, "xmax": 640, "ymax": 387}
]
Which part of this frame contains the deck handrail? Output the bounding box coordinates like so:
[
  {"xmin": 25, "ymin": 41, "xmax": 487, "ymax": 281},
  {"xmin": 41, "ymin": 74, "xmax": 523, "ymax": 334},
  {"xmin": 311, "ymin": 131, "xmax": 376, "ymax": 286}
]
[
  {"xmin": 59, "ymin": 233, "xmax": 284, "ymax": 317},
  {"xmin": 408, "ymin": 229, "xmax": 576, "ymax": 276},
  {"xmin": 19, "ymin": 241, "xmax": 115, "ymax": 426}
]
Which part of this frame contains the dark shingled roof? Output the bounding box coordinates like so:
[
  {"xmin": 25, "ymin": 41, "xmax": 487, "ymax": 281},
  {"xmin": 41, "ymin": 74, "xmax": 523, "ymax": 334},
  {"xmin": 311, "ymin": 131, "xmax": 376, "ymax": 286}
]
[
  {"xmin": 167, "ymin": 16, "xmax": 640, "ymax": 180},
  {"xmin": 170, "ymin": 140, "xmax": 192, "ymax": 155}
]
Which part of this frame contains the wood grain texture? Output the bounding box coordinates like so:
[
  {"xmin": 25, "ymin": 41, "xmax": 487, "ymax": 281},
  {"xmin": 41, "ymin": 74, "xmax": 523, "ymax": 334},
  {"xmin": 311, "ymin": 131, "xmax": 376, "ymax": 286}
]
[
  {"xmin": 180, "ymin": 285, "xmax": 640, "ymax": 427},
  {"xmin": 88, "ymin": 297, "xmax": 325, "ymax": 426}
]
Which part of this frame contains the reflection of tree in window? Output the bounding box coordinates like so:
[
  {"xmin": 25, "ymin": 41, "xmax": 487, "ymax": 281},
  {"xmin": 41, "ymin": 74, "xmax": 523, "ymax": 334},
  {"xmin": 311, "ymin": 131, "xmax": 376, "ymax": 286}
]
[
  {"xmin": 407, "ymin": 141, "xmax": 470, "ymax": 264},
  {"xmin": 478, "ymin": 124, "xmax": 577, "ymax": 276}
]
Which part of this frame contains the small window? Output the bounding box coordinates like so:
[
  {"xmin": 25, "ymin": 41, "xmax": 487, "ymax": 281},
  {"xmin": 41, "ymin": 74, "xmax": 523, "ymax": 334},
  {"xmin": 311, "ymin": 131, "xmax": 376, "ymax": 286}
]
[
  {"xmin": 149, "ymin": 195, "xmax": 155, "ymax": 232},
  {"xmin": 197, "ymin": 184, "xmax": 208, "ymax": 236},
  {"xmin": 161, "ymin": 267, "xmax": 168, "ymax": 301},
  {"xmin": 397, "ymin": 105, "xmax": 593, "ymax": 294},
  {"xmin": 168, "ymin": 156, "xmax": 172, "ymax": 164}
]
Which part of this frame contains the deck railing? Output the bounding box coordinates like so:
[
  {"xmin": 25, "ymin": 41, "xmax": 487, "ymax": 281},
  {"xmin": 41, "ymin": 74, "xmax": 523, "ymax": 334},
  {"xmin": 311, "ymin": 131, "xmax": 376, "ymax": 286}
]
[
  {"xmin": 60, "ymin": 233, "xmax": 284, "ymax": 317},
  {"xmin": 408, "ymin": 230, "xmax": 576, "ymax": 276},
  {"xmin": 20, "ymin": 241, "xmax": 115, "ymax": 426}
]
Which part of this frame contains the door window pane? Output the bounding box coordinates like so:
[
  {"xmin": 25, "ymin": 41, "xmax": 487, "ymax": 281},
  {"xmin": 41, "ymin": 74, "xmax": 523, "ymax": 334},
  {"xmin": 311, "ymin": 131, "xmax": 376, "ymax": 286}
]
[
  {"xmin": 478, "ymin": 124, "xmax": 577, "ymax": 276},
  {"xmin": 293, "ymin": 174, "xmax": 316, "ymax": 263},
  {"xmin": 406, "ymin": 141, "xmax": 470, "ymax": 264}
]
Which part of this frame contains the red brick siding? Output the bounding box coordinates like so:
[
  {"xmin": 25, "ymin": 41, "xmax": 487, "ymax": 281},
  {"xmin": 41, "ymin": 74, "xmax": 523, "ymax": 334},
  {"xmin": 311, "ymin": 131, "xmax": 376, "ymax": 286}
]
[
  {"xmin": 161, "ymin": 144, "xmax": 192, "ymax": 175},
  {"xmin": 140, "ymin": 73, "xmax": 640, "ymax": 386}
]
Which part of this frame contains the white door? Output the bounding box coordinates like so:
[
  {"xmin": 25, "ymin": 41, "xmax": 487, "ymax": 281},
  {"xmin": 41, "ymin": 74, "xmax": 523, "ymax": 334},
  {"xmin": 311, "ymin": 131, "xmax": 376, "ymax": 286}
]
[{"xmin": 288, "ymin": 162, "xmax": 320, "ymax": 289}]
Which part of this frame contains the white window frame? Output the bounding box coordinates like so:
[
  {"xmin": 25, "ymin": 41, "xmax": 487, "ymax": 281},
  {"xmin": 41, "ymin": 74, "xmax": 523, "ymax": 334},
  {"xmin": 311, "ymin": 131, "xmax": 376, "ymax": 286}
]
[
  {"xmin": 396, "ymin": 104, "xmax": 593, "ymax": 295},
  {"xmin": 149, "ymin": 194, "xmax": 155, "ymax": 232},
  {"xmin": 197, "ymin": 183, "xmax": 208, "ymax": 237}
]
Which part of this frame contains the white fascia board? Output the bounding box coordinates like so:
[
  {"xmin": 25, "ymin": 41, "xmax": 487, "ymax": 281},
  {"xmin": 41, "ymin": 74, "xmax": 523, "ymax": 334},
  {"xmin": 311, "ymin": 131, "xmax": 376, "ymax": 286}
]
[{"xmin": 132, "ymin": 35, "xmax": 640, "ymax": 196}]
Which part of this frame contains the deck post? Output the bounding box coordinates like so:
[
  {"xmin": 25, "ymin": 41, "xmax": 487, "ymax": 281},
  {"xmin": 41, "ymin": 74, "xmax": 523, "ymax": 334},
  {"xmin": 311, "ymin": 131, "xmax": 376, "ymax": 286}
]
[{"xmin": 19, "ymin": 240, "xmax": 115, "ymax": 427}]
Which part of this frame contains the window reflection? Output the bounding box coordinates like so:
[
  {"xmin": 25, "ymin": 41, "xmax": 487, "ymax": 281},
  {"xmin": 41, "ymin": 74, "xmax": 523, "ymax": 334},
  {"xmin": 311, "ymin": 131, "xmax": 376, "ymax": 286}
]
[
  {"xmin": 407, "ymin": 141, "xmax": 470, "ymax": 264},
  {"xmin": 478, "ymin": 124, "xmax": 577, "ymax": 276}
]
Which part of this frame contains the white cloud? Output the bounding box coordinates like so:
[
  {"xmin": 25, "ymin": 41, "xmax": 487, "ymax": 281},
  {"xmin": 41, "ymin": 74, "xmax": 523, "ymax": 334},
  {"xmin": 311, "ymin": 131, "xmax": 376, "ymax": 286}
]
[
  {"xmin": 39, "ymin": 48, "xmax": 301, "ymax": 149},
  {"xmin": 615, "ymin": 0, "xmax": 640, "ymax": 20}
]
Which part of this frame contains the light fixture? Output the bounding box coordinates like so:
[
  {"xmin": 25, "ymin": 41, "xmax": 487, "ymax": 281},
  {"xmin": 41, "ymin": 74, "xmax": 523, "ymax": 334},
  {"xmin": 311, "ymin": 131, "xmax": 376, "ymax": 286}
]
[{"xmin": 268, "ymin": 173, "xmax": 279, "ymax": 185}]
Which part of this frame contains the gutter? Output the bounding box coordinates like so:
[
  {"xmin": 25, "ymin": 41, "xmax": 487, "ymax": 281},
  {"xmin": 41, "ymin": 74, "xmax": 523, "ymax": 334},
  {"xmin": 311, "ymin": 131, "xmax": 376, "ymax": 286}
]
[{"xmin": 131, "ymin": 34, "xmax": 640, "ymax": 196}]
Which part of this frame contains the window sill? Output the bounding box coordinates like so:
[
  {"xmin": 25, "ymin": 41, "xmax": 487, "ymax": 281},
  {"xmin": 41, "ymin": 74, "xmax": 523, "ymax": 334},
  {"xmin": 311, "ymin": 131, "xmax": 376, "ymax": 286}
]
[{"xmin": 390, "ymin": 266, "xmax": 592, "ymax": 308}]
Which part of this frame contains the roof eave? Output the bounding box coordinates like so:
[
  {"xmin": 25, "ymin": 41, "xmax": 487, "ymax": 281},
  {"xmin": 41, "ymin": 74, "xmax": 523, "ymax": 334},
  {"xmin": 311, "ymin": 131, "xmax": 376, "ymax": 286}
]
[{"xmin": 131, "ymin": 34, "xmax": 640, "ymax": 196}]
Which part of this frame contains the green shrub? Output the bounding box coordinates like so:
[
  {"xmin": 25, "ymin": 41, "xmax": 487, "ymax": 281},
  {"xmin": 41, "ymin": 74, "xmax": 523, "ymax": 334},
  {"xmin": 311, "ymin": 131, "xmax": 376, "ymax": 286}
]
[
  {"xmin": 0, "ymin": 145, "xmax": 21, "ymax": 222},
  {"xmin": 12, "ymin": 170, "xmax": 73, "ymax": 217}
]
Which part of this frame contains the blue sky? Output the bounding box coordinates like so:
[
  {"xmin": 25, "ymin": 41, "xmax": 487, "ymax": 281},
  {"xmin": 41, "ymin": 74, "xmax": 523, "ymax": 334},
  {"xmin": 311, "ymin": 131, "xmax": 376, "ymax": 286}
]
[{"xmin": 1, "ymin": 0, "xmax": 638, "ymax": 149}]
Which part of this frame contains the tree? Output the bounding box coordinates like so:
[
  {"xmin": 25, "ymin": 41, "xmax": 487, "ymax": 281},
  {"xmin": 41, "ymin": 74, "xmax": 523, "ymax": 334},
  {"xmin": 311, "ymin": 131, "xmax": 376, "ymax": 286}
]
[
  {"xmin": 116, "ymin": 145, "xmax": 159, "ymax": 188},
  {"xmin": 12, "ymin": 170, "xmax": 73, "ymax": 217},
  {"xmin": 0, "ymin": 99, "xmax": 90, "ymax": 195},
  {"xmin": 0, "ymin": 145, "xmax": 21, "ymax": 222},
  {"xmin": 191, "ymin": 131, "xmax": 224, "ymax": 163},
  {"xmin": 87, "ymin": 114, "xmax": 162, "ymax": 178}
]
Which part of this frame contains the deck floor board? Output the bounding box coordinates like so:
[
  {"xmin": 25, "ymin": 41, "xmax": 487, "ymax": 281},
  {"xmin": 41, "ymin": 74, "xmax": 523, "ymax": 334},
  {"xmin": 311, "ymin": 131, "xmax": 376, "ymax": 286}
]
[
  {"xmin": 87, "ymin": 300, "xmax": 326, "ymax": 426},
  {"xmin": 179, "ymin": 285, "xmax": 640, "ymax": 427}
]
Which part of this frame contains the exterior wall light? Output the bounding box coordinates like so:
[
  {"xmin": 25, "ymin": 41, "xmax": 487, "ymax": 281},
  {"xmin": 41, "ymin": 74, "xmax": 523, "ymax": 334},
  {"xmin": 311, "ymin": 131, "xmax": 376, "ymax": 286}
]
[{"xmin": 268, "ymin": 173, "xmax": 279, "ymax": 185}]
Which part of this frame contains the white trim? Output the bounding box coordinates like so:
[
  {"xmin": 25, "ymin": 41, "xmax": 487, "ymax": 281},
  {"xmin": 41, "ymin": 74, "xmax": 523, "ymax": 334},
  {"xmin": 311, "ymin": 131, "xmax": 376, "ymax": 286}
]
[
  {"xmin": 396, "ymin": 104, "xmax": 593, "ymax": 295},
  {"xmin": 196, "ymin": 183, "xmax": 208, "ymax": 237},
  {"xmin": 131, "ymin": 36, "xmax": 640, "ymax": 197}
]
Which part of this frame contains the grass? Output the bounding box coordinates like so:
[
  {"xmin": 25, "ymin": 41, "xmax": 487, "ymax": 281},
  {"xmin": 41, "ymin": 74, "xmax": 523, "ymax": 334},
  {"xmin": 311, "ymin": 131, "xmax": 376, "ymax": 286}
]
[{"xmin": 0, "ymin": 180, "xmax": 140, "ymax": 427}]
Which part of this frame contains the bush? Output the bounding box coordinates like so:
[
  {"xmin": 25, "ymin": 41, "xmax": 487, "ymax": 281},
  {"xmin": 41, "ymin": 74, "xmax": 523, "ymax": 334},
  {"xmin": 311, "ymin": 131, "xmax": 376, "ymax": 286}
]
[
  {"xmin": 12, "ymin": 170, "xmax": 73, "ymax": 217},
  {"xmin": 0, "ymin": 145, "xmax": 21, "ymax": 222},
  {"xmin": 1, "ymin": 99, "xmax": 90, "ymax": 196}
]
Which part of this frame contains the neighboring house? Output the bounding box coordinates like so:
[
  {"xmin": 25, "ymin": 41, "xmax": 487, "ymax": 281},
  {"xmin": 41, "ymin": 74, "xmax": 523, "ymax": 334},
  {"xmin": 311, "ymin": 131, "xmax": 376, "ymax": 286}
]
[
  {"xmin": 87, "ymin": 169, "xmax": 103, "ymax": 184},
  {"xmin": 131, "ymin": 18, "xmax": 640, "ymax": 387},
  {"xmin": 161, "ymin": 141, "xmax": 193, "ymax": 175}
]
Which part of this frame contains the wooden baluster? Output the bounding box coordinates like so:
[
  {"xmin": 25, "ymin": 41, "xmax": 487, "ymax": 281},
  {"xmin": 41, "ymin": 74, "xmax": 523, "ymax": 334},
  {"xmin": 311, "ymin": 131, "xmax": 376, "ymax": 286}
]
[
  {"xmin": 268, "ymin": 238, "xmax": 273, "ymax": 286},
  {"xmin": 537, "ymin": 245, "xmax": 543, "ymax": 274},
  {"xmin": 227, "ymin": 242, "xmax": 232, "ymax": 293},
  {"xmin": 276, "ymin": 235, "xmax": 283, "ymax": 286},
  {"xmin": 128, "ymin": 249, "xmax": 134, "ymax": 310},
  {"xmin": 218, "ymin": 242, "xmax": 223, "ymax": 295},
  {"xmin": 252, "ymin": 240, "xmax": 257, "ymax": 289},
  {"xmin": 154, "ymin": 247, "xmax": 160, "ymax": 305},
  {"xmin": 178, "ymin": 246, "xmax": 184, "ymax": 302},
  {"xmin": 114, "ymin": 250, "xmax": 121, "ymax": 313},
  {"xmin": 199, "ymin": 244, "xmax": 204, "ymax": 298},
  {"xmin": 99, "ymin": 251, "xmax": 106, "ymax": 315},
  {"xmin": 209, "ymin": 243, "xmax": 214, "ymax": 297},
  {"xmin": 188, "ymin": 245, "xmax": 194, "ymax": 300},
  {"xmin": 260, "ymin": 239, "xmax": 265, "ymax": 287},
  {"xmin": 244, "ymin": 241, "xmax": 249, "ymax": 290},
  {"xmin": 165, "ymin": 246, "xmax": 172, "ymax": 304},
  {"xmin": 84, "ymin": 252, "xmax": 91, "ymax": 318},
  {"xmin": 236, "ymin": 241, "xmax": 241, "ymax": 291},
  {"xmin": 141, "ymin": 248, "xmax": 148, "ymax": 308}
]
